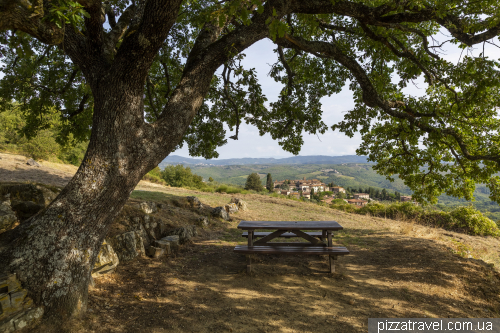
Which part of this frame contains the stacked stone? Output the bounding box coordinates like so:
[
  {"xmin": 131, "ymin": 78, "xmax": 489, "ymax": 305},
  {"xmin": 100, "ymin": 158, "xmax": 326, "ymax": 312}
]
[
  {"xmin": 148, "ymin": 235, "xmax": 180, "ymax": 258},
  {"xmin": 0, "ymin": 273, "xmax": 43, "ymax": 333}
]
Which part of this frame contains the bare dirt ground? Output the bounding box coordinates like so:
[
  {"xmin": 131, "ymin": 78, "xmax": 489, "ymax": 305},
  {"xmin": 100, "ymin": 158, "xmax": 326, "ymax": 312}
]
[{"xmin": 2, "ymin": 153, "xmax": 500, "ymax": 332}]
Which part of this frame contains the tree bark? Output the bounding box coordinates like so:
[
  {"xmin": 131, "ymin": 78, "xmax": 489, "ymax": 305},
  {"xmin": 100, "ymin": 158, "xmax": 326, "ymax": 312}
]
[{"xmin": 0, "ymin": 80, "xmax": 171, "ymax": 317}]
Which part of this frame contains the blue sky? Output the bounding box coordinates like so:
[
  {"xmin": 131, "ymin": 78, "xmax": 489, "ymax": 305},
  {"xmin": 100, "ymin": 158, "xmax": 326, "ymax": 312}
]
[
  {"xmin": 173, "ymin": 35, "xmax": 500, "ymax": 159},
  {"xmin": 2, "ymin": 27, "xmax": 499, "ymax": 160}
]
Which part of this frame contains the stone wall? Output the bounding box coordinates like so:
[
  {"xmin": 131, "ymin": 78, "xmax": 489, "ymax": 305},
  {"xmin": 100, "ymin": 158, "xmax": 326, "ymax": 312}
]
[{"xmin": 0, "ymin": 273, "xmax": 43, "ymax": 333}]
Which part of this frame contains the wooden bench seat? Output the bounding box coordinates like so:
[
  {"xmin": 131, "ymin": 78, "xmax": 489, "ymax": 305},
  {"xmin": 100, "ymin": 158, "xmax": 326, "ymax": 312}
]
[
  {"xmin": 234, "ymin": 245, "xmax": 349, "ymax": 273},
  {"xmin": 242, "ymin": 231, "xmax": 324, "ymax": 239}
]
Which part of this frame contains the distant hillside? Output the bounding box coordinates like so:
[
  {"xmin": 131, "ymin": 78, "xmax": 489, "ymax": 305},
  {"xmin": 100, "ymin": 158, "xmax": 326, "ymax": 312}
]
[
  {"xmin": 187, "ymin": 162, "xmax": 500, "ymax": 221},
  {"xmin": 159, "ymin": 155, "xmax": 370, "ymax": 168}
]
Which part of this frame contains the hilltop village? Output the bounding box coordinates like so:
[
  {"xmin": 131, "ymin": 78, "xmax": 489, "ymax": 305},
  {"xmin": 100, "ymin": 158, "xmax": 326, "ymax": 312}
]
[{"xmin": 273, "ymin": 177, "xmax": 416, "ymax": 206}]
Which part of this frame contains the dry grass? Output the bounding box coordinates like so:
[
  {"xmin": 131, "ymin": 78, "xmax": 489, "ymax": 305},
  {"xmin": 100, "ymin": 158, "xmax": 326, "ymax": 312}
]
[
  {"xmin": 39, "ymin": 160, "xmax": 79, "ymax": 173},
  {"xmin": 3, "ymin": 153, "xmax": 500, "ymax": 332}
]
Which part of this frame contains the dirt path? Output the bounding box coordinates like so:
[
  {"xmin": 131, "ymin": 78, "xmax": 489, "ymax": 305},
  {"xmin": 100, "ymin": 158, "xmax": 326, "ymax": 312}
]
[{"xmin": 2, "ymin": 153, "xmax": 499, "ymax": 332}]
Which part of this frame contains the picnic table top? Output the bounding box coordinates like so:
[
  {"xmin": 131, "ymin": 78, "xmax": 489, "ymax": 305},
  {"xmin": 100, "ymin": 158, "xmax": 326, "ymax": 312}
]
[{"xmin": 236, "ymin": 220, "xmax": 343, "ymax": 230}]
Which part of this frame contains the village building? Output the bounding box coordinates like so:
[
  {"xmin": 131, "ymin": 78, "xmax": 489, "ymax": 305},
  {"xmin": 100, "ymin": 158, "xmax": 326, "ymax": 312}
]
[
  {"xmin": 274, "ymin": 177, "xmax": 327, "ymax": 193},
  {"xmin": 330, "ymin": 186, "xmax": 346, "ymax": 194},
  {"xmin": 354, "ymin": 193, "xmax": 370, "ymax": 200},
  {"xmin": 322, "ymin": 198, "xmax": 334, "ymax": 204},
  {"xmin": 400, "ymin": 195, "xmax": 419, "ymax": 206},
  {"xmin": 347, "ymin": 199, "xmax": 368, "ymax": 207},
  {"xmin": 281, "ymin": 190, "xmax": 290, "ymax": 196},
  {"xmin": 400, "ymin": 195, "xmax": 412, "ymax": 202}
]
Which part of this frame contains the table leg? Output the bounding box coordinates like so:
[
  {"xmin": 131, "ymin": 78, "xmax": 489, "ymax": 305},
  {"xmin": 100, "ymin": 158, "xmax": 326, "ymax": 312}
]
[
  {"xmin": 327, "ymin": 231, "xmax": 332, "ymax": 247},
  {"xmin": 248, "ymin": 230, "xmax": 254, "ymax": 246},
  {"xmin": 329, "ymin": 255, "xmax": 337, "ymax": 273},
  {"xmin": 247, "ymin": 255, "xmax": 252, "ymax": 274}
]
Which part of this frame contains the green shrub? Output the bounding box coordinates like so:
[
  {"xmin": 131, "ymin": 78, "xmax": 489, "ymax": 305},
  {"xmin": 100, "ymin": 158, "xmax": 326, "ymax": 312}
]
[
  {"xmin": 161, "ymin": 164, "xmax": 204, "ymax": 188},
  {"xmin": 330, "ymin": 199, "xmax": 499, "ymax": 236},
  {"xmin": 0, "ymin": 105, "xmax": 88, "ymax": 165},
  {"xmin": 245, "ymin": 173, "xmax": 264, "ymax": 191},
  {"xmin": 449, "ymin": 206, "xmax": 500, "ymax": 236},
  {"xmin": 330, "ymin": 203, "xmax": 357, "ymax": 213}
]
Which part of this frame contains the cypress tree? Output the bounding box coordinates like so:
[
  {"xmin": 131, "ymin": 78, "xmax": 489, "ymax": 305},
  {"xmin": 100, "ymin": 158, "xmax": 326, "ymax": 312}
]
[{"xmin": 266, "ymin": 173, "xmax": 273, "ymax": 192}]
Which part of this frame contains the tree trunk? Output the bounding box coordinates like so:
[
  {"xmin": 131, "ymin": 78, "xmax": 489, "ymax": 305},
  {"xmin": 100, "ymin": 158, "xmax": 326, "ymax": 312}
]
[{"xmin": 0, "ymin": 82, "xmax": 170, "ymax": 318}]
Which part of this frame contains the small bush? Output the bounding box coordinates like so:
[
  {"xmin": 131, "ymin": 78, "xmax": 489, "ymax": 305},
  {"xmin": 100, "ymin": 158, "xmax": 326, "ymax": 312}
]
[
  {"xmin": 449, "ymin": 206, "xmax": 500, "ymax": 236},
  {"xmin": 215, "ymin": 184, "xmax": 246, "ymax": 194},
  {"xmin": 330, "ymin": 200, "xmax": 500, "ymax": 236}
]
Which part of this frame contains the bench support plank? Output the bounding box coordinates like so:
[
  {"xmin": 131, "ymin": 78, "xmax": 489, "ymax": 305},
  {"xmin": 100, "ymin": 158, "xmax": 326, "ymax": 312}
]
[
  {"xmin": 292, "ymin": 230, "xmax": 323, "ymax": 245},
  {"xmin": 234, "ymin": 246, "xmax": 349, "ymax": 273},
  {"xmin": 253, "ymin": 230, "xmax": 288, "ymax": 245}
]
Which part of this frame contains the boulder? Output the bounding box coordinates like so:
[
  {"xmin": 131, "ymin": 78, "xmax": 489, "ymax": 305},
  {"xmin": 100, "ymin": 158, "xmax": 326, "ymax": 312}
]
[
  {"xmin": 186, "ymin": 196, "xmax": 202, "ymax": 208},
  {"xmin": 0, "ymin": 201, "xmax": 17, "ymax": 234},
  {"xmin": 166, "ymin": 225, "xmax": 197, "ymax": 244},
  {"xmin": 161, "ymin": 235, "xmax": 180, "ymax": 252},
  {"xmin": 152, "ymin": 239, "xmax": 171, "ymax": 254},
  {"xmin": 0, "ymin": 184, "xmax": 58, "ymax": 222},
  {"xmin": 146, "ymin": 246, "xmax": 165, "ymax": 259},
  {"xmin": 230, "ymin": 198, "xmax": 248, "ymax": 211},
  {"xmin": 224, "ymin": 203, "xmax": 238, "ymax": 214},
  {"xmin": 211, "ymin": 206, "xmax": 230, "ymax": 221},
  {"xmin": 25, "ymin": 159, "xmax": 40, "ymax": 167},
  {"xmin": 139, "ymin": 201, "xmax": 157, "ymax": 214},
  {"xmin": 108, "ymin": 231, "xmax": 145, "ymax": 262},
  {"xmin": 197, "ymin": 216, "xmax": 209, "ymax": 227},
  {"xmin": 92, "ymin": 240, "xmax": 119, "ymax": 277},
  {"xmin": 129, "ymin": 217, "xmax": 152, "ymax": 249},
  {"xmin": 9, "ymin": 201, "xmax": 43, "ymax": 221}
]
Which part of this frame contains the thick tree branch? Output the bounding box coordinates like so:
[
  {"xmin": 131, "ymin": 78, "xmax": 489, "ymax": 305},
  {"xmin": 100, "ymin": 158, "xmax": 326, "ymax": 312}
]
[
  {"xmin": 276, "ymin": 34, "xmax": 500, "ymax": 165},
  {"xmin": 103, "ymin": 4, "xmax": 136, "ymax": 59},
  {"xmin": 111, "ymin": 0, "xmax": 183, "ymax": 86},
  {"xmin": 277, "ymin": 45, "xmax": 295, "ymax": 97},
  {"xmin": 358, "ymin": 22, "xmax": 435, "ymax": 85},
  {"xmin": 146, "ymin": 75, "xmax": 160, "ymax": 119},
  {"xmin": 0, "ymin": 0, "xmax": 64, "ymax": 44},
  {"xmin": 63, "ymin": 93, "xmax": 89, "ymax": 118}
]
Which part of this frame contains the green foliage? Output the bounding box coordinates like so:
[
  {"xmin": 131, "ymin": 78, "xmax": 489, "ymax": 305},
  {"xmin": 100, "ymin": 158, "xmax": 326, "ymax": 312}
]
[
  {"xmin": 160, "ymin": 165, "xmax": 205, "ymax": 189},
  {"xmin": 3, "ymin": 0, "xmax": 500, "ymax": 209},
  {"xmin": 332, "ymin": 202, "xmax": 500, "ymax": 237},
  {"xmin": 215, "ymin": 184, "xmax": 248, "ymax": 194},
  {"xmin": 142, "ymin": 167, "xmax": 166, "ymax": 185},
  {"xmin": 245, "ymin": 172, "xmax": 264, "ymax": 191},
  {"xmin": 45, "ymin": 0, "xmax": 90, "ymax": 29},
  {"xmin": 266, "ymin": 173, "xmax": 273, "ymax": 192},
  {"xmin": 0, "ymin": 104, "xmax": 87, "ymax": 165}
]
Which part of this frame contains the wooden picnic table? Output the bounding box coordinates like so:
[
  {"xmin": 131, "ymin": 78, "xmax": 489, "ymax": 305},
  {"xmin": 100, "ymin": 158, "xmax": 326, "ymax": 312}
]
[{"xmin": 233, "ymin": 220, "xmax": 349, "ymax": 273}]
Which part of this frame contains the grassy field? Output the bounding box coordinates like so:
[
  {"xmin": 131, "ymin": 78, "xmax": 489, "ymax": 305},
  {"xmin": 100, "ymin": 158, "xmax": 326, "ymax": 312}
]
[
  {"xmin": 190, "ymin": 163, "xmax": 500, "ymax": 221},
  {"xmin": 1, "ymin": 165, "xmax": 497, "ymax": 332},
  {"xmin": 3, "ymin": 151, "xmax": 500, "ymax": 333}
]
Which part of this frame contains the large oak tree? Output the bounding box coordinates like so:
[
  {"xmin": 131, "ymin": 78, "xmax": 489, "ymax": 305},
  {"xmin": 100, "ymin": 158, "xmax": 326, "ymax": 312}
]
[{"xmin": 1, "ymin": 0, "xmax": 500, "ymax": 318}]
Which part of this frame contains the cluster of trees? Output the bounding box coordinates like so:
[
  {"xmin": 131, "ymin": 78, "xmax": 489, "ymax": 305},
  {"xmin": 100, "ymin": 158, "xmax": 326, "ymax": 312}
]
[
  {"xmin": 245, "ymin": 173, "xmax": 264, "ymax": 192},
  {"xmin": 342, "ymin": 186, "xmax": 402, "ymax": 201},
  {"xmin": 0, "ymin": 104, "xmax": 88, "ymax": 165}
]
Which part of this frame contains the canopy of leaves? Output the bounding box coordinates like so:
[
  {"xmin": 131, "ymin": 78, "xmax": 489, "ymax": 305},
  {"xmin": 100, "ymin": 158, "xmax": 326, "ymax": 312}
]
[
  {"xmin": 160, "ymin": 164, "xmax": 204, "ymax": 188},
  {"xmin": 2, "ymin": 0, "xmax": 500, "ymax": 205},
  {"xmin": 0, "ymin": 103, "xmax": 87, "ymax": 164},
  {"xmin": 245, "ymin": 172, "xmax": 264, "ymax": 191},
  {"xmin": 266, "ymin": 173, "xmax": 273, "ymax": 192}
]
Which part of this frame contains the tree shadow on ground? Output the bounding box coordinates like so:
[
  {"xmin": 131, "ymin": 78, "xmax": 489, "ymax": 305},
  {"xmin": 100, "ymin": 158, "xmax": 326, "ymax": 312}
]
[{"xmin": 46, "ymin": 225, "xmax": 500, "ymax": 333}]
